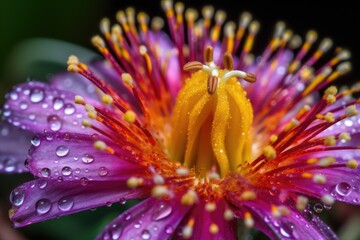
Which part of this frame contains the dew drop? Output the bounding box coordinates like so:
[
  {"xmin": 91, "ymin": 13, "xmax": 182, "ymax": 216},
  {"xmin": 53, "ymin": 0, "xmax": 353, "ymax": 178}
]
[
  {"xmin": 165, "ymin": 225, "xmax": 174, "ymax": 235},
  {"xmin": 119, "ymin": 198, "xmax": 126, "ymax": 205},
  {"xmin": 31, "ymin": 137, "xmax": 41, "ymax": 147},
  {"xmin": 64, "ymin": 103, "xmax": 75, "ymax": 115},
  {"xmin": 335, "ymin": 182, "xmax": 352, "ymax": 196},
  {"xmin": 35, "ymin": 199, "xmax": 52, "ymax": 214},
  {"xmin": 10, "ymin": 188, "xmax": 25, "ymax": 206},
  {"xmin": 110, "ymin": 224, "xmax": 122, "ymax": 240},
  {"xmin": 124, "ymin": 213, "xmax": 131, "ymax": 221},
  {"xmin": 40, "ymin": 168, "xmax": 51, "ymax": 177},
  {"xmin": 53, "ymin": 98, "xmax": 64, "ymax": 110},
  {"xmin": 30, "ymin": 88, "xmax": 45, "ymax": 103},
  {"xmin": 141, "ymin": 230, "xmax": 151, "ymax": 240},
  {"xmin": 20, "ymin": 101, "xmax": 28, "ymax": 110},
  {"xmin": 151, "ymin": 202, "xmax": 172, "ymax": 221},
  {"xmin": 61, "ymin": 166, "xmax": 72, "ymax": 176},
  {"xmin": 134, "ymin": 221, "xmax": 142, "ymax": 228},
  {"xmin": 279, "ymin": 220, "xmax": 295, "ymax": 238},
  {"xmin": 37, "ymin": 178, "xmax": 48, "ymax": 189},
  {"xmin": 303, "ymin": 209, "xmax": 313, "ymax": 220},
  {"xmin": 3, "ymin": 158, "xmax": 16, "ymax": 173},
  {"xmin": 81, "ymin": 154, "xmax": 94, "ymax": 164},
  {"xmin": 28, "ymin": 113, "xmax": 36, "ymax": 121},
  {"xmin": 58, "ymin": 196, "xmax": 74, "ymax": 211},
  {"xmin": 313, "ymin": 203, "xmax": 323, "ymax": 213},
  {"xmin": 10, "ymin": 92, "xmax": 19, "ymax": 101},
  {"xmin": 80, "ymin": 177, "xmax": 89, "ymax": 186},
  {"xmin": 323, "ymin": 204, "xmax": 332, "ymax": 210},
  {"xmin": 98, "ymin": 167, "xmax": 109, "ymax": 177},
  {"xmin": 47, "ymin": 115, "xmax": 62, "ymax": 131},
  {"xmin": 56, "ymin": 146, "xmax": 69, "ymax": 157}
]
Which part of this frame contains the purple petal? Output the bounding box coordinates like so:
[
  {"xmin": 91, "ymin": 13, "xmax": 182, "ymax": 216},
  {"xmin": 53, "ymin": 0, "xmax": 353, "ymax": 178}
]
[
  {"xmin": 97, "ymin": 197, "xmax": 191, "ymax": 240},
  {"xmin": 174, "ymin": 199, "xmax": 237, "ymax": 240},
  {"xmin": 3, "ymin": 81, "xmax": 95, "ymax": 134},
  {"xmin": 27, "ymin": 132, "xmax": 145, "ymax": 181},
  {"xmin": 0, "ymin": 121, "xmax": 32, "ymax": 173},
  {"xmin": 245, "ymin": 201, "xmax": 338, "ymax": 240},
  {"xmin": 10, "ymin": 179, "xmax": 148, "ymax": 227}
]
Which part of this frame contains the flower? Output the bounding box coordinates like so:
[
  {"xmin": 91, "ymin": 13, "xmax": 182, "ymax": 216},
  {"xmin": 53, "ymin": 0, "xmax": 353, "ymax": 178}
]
[{"xmin": 1, "ymin": 1, "xmax": 360, "ymax": 239}]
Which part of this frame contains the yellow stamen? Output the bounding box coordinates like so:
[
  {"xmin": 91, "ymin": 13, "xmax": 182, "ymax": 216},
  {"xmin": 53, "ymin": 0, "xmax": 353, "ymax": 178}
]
[
  {"xmin": 209, "ymin": 223, "xmax": 219, "ymax": 234},
  {"xmin": 346, "ymin": 159, "xmax": 358, "ymax": 169},
  {"xmin": 263, "ymin": 145, "xmax": 276, "ymax": 160},
  {"xmin": 123, "ymin": 110, "xmax": 136, "ymax": 123}
]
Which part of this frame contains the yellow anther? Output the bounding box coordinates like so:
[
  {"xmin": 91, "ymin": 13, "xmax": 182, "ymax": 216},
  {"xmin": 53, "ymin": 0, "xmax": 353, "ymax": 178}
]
[
  {"xmin": 85, "ymin": 104, "xmax": 95, "ymax": 112},
  {"xmin": 296, "ymin": 196, "xmax": 309, "ymax": 211},
  {"xmin": 318, "ymin": 157, "xmax": 335, "ymax": 166},
  {"xmin": 176, "ymin": 167, "xmax": 189, "ymax": 176},
  {"xmin": 100, "ymin": 18, "xmax": 110, "ymax": 35},
  {"xmin": 121, "ymin": 73, "xmax": 133, "ymax": 85},
  {"xmin": 307, "ymin": 158, "xmax": 318, "ymax": 164},
  {"xmin": 87, "ymin": 110, "xmax": 98, "ymax": 119},
  {"xmin": 205, "ymin": 202, "xmax": 216, "ymax": 212},
  {"xmin": 270, "ymin": 135, "xmax": 278, "ymax": 143},
  {"xmin": 224, "ymin": 209, "xmax": 234, "ymax": 221},
  {"xmin": 101, "ymin": 94, "xmax": 113, "ymax": 105},
  {"xmin": 325, "ymin": 86, "xmax": 338, "ymax": 96},
  {"xmin": 74, "ymin": 95, "xmax": 85, "ymax": 105},
  {"xmin": 263, "ymin": 145, "xmax": 276, "ymax": 160},
  {"xmin": 82, "ymin": 119, "xmax": 91, "ymax": 128},
  {"xmin": 94, "ymin": 140, "xmax": 107, "ymax": 151},
  {"xmin": 326, "ymin": 94, "xmax": 336, "ymax": 104},
  {"xmin": 284, "ymin": 118, "xmax": 300, "ymax": 131},
  {"xmin": 67, "ymin": 55, "xmax": 79, "ymax": 65},
  {"xmin": 345, "ymin": 105, "xmax": 358, "ymax": 117},
  {"xmin": 346, "ymin": 159, "xmax": 358, "ymax": 169},
  {"xmin": 324, "ymin": 136, "xmax": 336, "ymax": 146},
  {"xmin": 151, "ymin": 17, "xmax": 165, "ymax": 31},
  {"xmin": 67, "ymin": 64, "xmax": 80, "ymax": 73},
  {"xmin": 153, "ymin": 174, "xmax": 165, "ymax": 185},
  {"xmin": 151, "ymin": 185, "xmax": 168, "ymax": 199},
  {"xmin": 181, "ymin": 189, "xmax": 198, "ymax": 206},
  {"xmin": 126, "ymin": 177, "xmax": 143, "ymax": 189},
  {"xmin": 301, "ymin": 172, "xmax": 313, "ymax": 179},
  {"xmin": 313, "ymin": 174, "xmax": 326, "ymax": 184},
  {"xmin": 123, "ymin": 110, "xmax": 136, "ymax": 123},
  {"xmin": 278, "ymin": 206, "xmax": 290, "ymax": 216},
  {"xmin": 321, "ymin": 194, "xmax": 335, "ymax": 206},
  {"xmin": 91, "ymin": 35, "xmax": 106, "ymax": 48},
  {"xmin": 241, "ymin": 190, "xmax": 257, "ymax": 201},
  {"xmin": 339, "ymin": 132, "xmax": 351, "ymax": 142},
  {"xmin": 209, "ymin": 223, "xmax": 219, "ymax": 234},
  {"xmin": 324, "ymin": 112, "xmax": 335, "ymax": 123}
]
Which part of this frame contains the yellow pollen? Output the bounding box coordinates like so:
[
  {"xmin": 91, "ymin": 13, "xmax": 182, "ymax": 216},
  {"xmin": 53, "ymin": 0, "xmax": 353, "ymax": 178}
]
[
  {"xmin": 67, "ymin": 64, "xmax": 80, "ymax": 73},
  {"xmin": 313, "ymin": 174, "xmax": 326, "ymax": 184},
  {"xmin": 85, "ymin": 104, "xmax": 95, "ymax": 112},
  {"xmin": 74, "ymin": 95, "xmax": 85, "ymax": 105},
  {"xmin": 326, "ymin": 94, "xmax": 336, "ymax": 104},
  {"xmin": 209, "ymin": 223, "xmax": 219, "ymax": 234},
  {"xmin": 121, "ymin": 73, "xmax": 133, "ymax": 85},
  {"xmin": 126, "ymin": 177, "xmax": 143, "ymax": 189},
  {"xmin": 101, "ymin": 94, "xmax": 113, "ymax": 105},
  {"xmin": 94, "ymin": 140, "xmax": 107, "ymax": 151},
  {"xmin": 284, "ymin": 118, "xmax": 299, "ymax": 131},
  {"xmin": 324, "ymin": 136, "xmax": 336, "ymax": 146},
  {"xmin": 324, "ymin": 112, "xmax": 335, "ymax": 123},
  {"xmin": 339, "ymin": 132, "xmax": 351, "ymax": 142},
  {"xmin": 82, "ymin": 119, "xmax": 91, "ymax": 128},
  {"xmin": 151, "ymin": 185, "xmax": 168, "ymax": 198},
  {"xmin": 301, "ymin": 172, "xmax": 313, "ymax": 179},
  {"xmin": 296, "ymin": 196, "xmax": 309, "ymax": 211},
  {"xmin": 263, "ymin": 145, "xmax": 276, "ymax": 160},
  {"xmin": 123, "ymin": 110, "xmax": 136, "ymax": 123},
  {"xmin": 205, "ymin": 202, "xmax": 216, "ymax": 212},
  {"xmin": 88, "ymin": 110, "xmax": 98, "ymax": 119},
  {"xmin": 224, "ymin": 209, "xmax": 234, "ymax": 221},
  {"xmin": 346, "ymin": 159, "xmax": 358, "ymax": 169},
  {"xmin": 244, "ymin": 212, "xmax": 254, "ymax": 228},
  {"xmin": 325, "ymin": 86, "xmax": 338, "ymax": 96},
  {"xmin": 241, "ymin": 190, "xmax": 257, "ymax": 200},
  {"xmin": 306, "ymin": 158, "xmax": 318, "ymax": 164},
  {"xmin": 270, "ymin": 134, "xmax": 278, "ymax": 143},
  {"xmin": 181, "ymin": 189, "xmax": 198, "ymax": 206}
]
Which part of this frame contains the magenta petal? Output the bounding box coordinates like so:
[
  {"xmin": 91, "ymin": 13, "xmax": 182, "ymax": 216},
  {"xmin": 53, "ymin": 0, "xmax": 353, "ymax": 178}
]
[
  {"xmin": 0, "ymin": 121, "xmax": 32, "ymax": 173},
  {"xmin": 27, "ymin": 132, "xmax": 145, "ymax": 181},
  {"xmin": 3, "ymin": 81, "xmax": 94, "ymax": 134},
  {"xmin": 245, "ymin": 201, "xmax": 338, "ymax": 240},
  {"xmin": 174, "ymin": 199, "xmax": 237, "ymax": 240},
  {"xmin": 10, "ymin": 179, "xmax": 148, "ymax": 227},
  {"xmin": 97, "ymin": 197, "xmax": 191, "ymax": 240}
]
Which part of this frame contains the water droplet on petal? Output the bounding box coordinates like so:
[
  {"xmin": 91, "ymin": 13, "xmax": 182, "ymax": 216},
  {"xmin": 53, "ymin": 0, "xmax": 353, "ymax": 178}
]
[
  {"xmin": 141, "ymin": 230, "xmax": 151, "ymax": 240},
  {"xmin": 119, "ymin": 198, "xmax": 126, "ymax": 205},
  {"xmin": 10, "ymin": 92, "xmax": 18, "ymax": 100},
  {"xmin": 47, "ymin": 115, "xmax": 62, "ymax": 131},
  {"xmin": 64, "ymin": 103, "xmax": 75, "ymax": 115},
  {"xmin": 165, "ymin": 225, "xmax": 174, "ymax": 235},
  {"xmin": 20, "ymin": 101, "xmax": 28, "ymax": 110},
  {"xmin": 30, "ymin": 88, "xmax": 45, "ymax": 103},
  {"xmin": 53, "ymin": 98, "xmax": 64, "ymax": 110},
  {"xmin": 29, "ymin": 113, "xmax": 36, "ymax": 121},
  {"xmin": 335, "ymin": 182, "xmax": 352, "ymax": 196},
  {"xmin": 80, "ymin": 177, "xmax": 89, "ymax": 186},
  {"xmin": 40, "ymin": 168, "xmax": 51, "ymax": 177},
  {"xmin": 81, "ymin": 154, "xmax": 94, "ymax": 164},
  {"xmin": 111, "ymin": 224, "xmax": 122, "ymax": 240},
  {"xmin": 151, "ymin": 202, "xmax": 172, "ymax": 221},
  {"xmin": 31, "ymin": 137, "xmax": 41, "ymax": 147},
  {"xmin": 35, "ymin": 198, "xmax": 52, "ymax": 214},
  {"xmin": 10, "ymin": 188, "xmax": 25, "ymax": 206},
  {"xmin": 313, "ymin": 203, "xmax": 323, "ymax": 213},
  {"xmin": 58, "ymin": 196, "xmax": 74, "ymax": 211},
  {"xmin": 98, "ymin": 167, "xmax": 109, "ymax": 177},
  {"xmin": 124, "ymin": 213, "xmax": 131, "ymax": 221},
  {"xmin": 56, "ymin": 146, "xmax": 69, "ymax": 157},
  {"xmin": 134, "ymin": 221, "xmax": 142, "ymax": 228},
  {"xmin": 279, "ymin": 221, "xmax": 295, "ymax": 238},
  {"xmin": 37, "ymin": 178, "xmax": 48, "ymax": 189},
  {"xmin": 61, "ymin": 166, "xmax": 72, "ymax": 176}
]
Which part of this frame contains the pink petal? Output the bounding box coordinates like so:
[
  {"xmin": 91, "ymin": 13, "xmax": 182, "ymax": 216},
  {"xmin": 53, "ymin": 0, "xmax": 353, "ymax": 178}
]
[
  {"xmin": 97, "ymin": 197, "xmax": 191, "ymax": 240},
  {"xmin": 27, "ymin": 132, "xmax": 145, "ymax": 181},
  {"xmin": 0, "ymin": 121, "xmax": 32, "ymax": 173},
  {"xmin": 3, "ymin": 81, "xmax": 95, "ymax": 134},
  {"xmin": 10, "ymin": 179, "xmax": 148, "ymax": 227}
]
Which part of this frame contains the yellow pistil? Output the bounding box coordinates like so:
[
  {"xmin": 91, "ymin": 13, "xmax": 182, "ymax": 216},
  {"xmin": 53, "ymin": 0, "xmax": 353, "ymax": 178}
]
[{"xmin": 169, "ymin": 51, "xmax": 255, "ymax": 177}]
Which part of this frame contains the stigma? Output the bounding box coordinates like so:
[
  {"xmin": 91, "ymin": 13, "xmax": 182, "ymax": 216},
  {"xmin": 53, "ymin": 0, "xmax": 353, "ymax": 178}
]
[{"xmin": 169, "ymin": 46, "xmax": 256, "ymax": 177}]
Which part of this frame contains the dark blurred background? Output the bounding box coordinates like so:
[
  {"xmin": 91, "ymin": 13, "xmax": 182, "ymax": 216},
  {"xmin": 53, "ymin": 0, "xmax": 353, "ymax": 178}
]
[{"xmin": 1, "ymin": 0, "xmax": 360, "ymax": 239}]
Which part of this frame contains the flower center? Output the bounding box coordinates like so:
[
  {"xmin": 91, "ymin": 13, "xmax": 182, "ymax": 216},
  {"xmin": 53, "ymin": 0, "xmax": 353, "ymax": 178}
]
[{"xmin": 168, "ymin": 46, "xmax": 256, "ymax": 177}]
